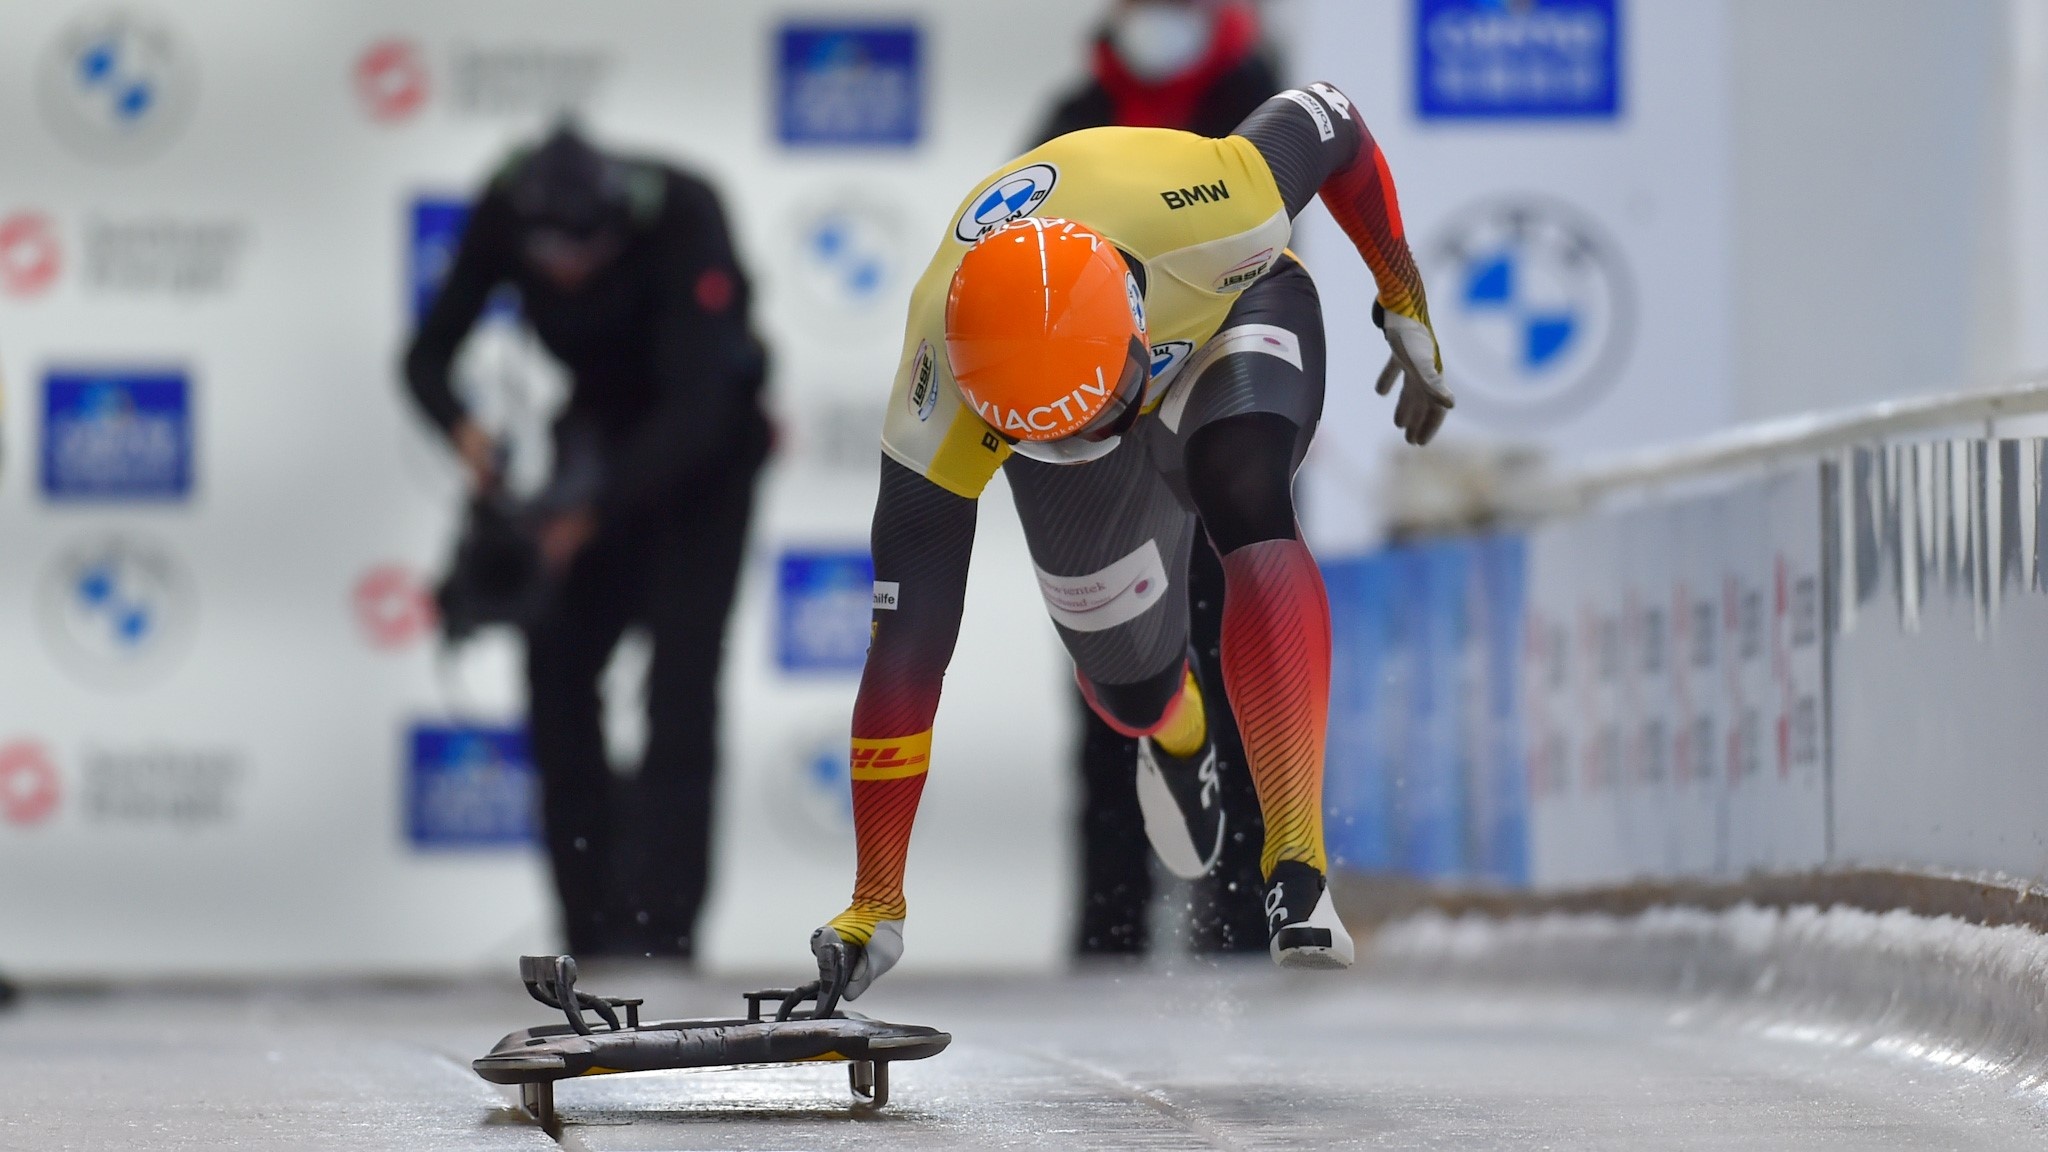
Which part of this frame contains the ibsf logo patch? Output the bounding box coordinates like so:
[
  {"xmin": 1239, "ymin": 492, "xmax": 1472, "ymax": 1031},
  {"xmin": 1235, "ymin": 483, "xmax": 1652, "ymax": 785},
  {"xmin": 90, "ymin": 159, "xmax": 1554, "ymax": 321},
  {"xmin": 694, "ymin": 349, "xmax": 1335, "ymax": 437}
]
[
  {"xmin": 907, "ymin": 341, "xmax": 939, "ymax": 421},
  {"xmin": 40, "ymin": 367, "xmax": 192, "ymax": 501},
  {"xmin": 37, "ymin": 534, "xmax": 198, "ymax": 689},
  {"xmin": 36, "ymin": 8, "xmax": 198, "ymax": 163},
  {"xmin": 955, "ymin": 164, "xmax": 1058, "ymax": 243},
  {"xmin": 1213, "ymin": 247, "xmax": 1275, "ymax": 293},
  {"xmin": 1422, "ymin": 197, "xmax": 1634, "ymax": 425}
]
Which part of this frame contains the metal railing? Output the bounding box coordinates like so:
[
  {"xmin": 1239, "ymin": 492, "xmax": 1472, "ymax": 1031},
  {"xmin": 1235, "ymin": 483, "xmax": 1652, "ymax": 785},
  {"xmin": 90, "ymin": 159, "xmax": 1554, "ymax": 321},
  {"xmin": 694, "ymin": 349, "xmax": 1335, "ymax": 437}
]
[{"xmin": 1535, "ymin": 373, "xmax": 2048, "ymax": 512}]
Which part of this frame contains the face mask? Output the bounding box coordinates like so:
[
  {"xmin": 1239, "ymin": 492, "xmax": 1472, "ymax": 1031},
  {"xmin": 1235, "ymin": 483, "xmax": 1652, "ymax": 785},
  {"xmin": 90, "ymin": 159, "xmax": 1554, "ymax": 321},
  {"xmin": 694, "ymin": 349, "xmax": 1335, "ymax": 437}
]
[{"xmin": 1110, "ymin": 2, "xmax": 1215, "ymax": 83}]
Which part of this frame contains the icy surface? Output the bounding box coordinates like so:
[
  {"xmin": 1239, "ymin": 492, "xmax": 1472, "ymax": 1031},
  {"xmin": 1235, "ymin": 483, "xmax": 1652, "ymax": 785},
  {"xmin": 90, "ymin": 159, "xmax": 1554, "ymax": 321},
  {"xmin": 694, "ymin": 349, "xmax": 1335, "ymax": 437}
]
[
  {"xmin": 1378, "ymin": 903, "xmax": 2048, "ymax": 1099},
  {"xmin": 4, "ymin": 944, "xmax": 2047, "ymax": 1149}
]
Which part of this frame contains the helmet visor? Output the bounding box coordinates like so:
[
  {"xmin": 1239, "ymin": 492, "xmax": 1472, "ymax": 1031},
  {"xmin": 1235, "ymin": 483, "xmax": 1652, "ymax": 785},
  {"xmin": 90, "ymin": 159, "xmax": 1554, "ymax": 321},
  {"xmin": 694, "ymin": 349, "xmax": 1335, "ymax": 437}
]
[{"xmin": 1008, "ymin": 336, "xmax": 1149, "ymax": 465}]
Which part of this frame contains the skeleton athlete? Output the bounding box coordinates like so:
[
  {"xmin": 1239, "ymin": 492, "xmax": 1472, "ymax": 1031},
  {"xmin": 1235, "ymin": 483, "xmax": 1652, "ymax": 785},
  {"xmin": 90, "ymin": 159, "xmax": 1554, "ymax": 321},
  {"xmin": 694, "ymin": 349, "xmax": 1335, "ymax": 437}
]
[{"xmin": 811, "ymin": 81, "xmax": 1450, "ymax": 996}]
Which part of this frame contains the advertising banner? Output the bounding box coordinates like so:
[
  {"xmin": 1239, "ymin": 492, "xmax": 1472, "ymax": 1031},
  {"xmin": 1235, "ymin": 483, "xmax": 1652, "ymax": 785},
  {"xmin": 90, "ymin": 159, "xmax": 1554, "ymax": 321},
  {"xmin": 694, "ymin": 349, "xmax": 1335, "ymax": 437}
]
[
  {"xmin": 1323, "ymin": 535, "xmax": 1527, "ymax": 885},
  {"xmin": 1335, "ymin": 460, "xmax": 1827, "ymax": 894}
]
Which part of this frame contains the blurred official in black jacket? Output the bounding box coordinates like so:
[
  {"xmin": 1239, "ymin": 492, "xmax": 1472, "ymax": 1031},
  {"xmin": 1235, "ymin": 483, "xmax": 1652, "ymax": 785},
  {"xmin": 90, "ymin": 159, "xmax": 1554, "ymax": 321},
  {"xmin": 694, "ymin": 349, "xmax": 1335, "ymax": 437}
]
[
  {"xmin": 405, "ymin": 126, "xmax": 769, "ymax": 959},
  {"xmin": 1034, "ymin": 1, "xmax": 1280, "ymax": 959}
]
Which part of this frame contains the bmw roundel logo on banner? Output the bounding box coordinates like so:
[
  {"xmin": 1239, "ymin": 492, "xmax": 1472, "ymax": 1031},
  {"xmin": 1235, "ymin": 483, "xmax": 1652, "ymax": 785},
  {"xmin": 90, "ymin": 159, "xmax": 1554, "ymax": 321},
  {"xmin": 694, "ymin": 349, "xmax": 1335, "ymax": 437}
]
[
  {"xmin": 36, "ymin": 533, "xmax": 198, "ymax": 690},
  {"xmin": 1422, "ymin": 197, "xmax": 1634, "ymax": 427},
  {"xmin": 789, "ymin": 194, "xmax": 902, "ymax": 323},
  {"xmin": 35, "ymin": 7, "xmax": 199, "ymax": 163},
  {"xmin": 955, "ymin": 164, "xmax": 1058, "ymax": 243}
]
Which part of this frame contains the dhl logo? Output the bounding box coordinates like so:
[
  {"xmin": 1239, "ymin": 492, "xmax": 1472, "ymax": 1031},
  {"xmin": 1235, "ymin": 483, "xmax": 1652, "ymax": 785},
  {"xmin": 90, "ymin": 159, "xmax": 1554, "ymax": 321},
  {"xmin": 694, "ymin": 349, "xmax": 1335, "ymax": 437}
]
[
  {"xmin": 851, "ymin": 746, "xmax": 925, "ymax": 770},
  {"xmin": 849, "ymin": 732, "xmax": 933, "ymax": 780}
]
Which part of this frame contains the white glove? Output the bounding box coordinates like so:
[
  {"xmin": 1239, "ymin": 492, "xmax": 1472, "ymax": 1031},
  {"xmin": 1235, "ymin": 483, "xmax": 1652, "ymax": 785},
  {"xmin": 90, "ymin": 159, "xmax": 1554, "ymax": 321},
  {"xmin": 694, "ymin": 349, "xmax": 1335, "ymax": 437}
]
[
  {"xmin": 811, "ymin": 920, "xmax": 902, "ymax": 1001},
  {"xmin": 1374, "ymin": 305, "xmax": 1453, "ymax": 445}
]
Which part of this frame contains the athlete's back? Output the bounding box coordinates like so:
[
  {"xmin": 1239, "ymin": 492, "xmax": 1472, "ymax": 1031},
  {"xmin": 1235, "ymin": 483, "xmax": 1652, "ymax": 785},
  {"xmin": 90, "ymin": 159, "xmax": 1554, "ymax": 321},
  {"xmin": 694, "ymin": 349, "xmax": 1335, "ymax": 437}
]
[{"xmin": 882, "ymin": 126, "xmax": 1293, "ymax": 498}]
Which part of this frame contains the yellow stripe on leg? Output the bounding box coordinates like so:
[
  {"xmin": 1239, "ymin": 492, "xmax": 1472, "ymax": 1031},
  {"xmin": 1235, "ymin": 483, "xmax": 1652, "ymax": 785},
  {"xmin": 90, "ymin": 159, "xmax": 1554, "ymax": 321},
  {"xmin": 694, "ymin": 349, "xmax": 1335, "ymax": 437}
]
[{"xmin": 850, "ymin": 732, "xmax": 933, "ymax": 781}]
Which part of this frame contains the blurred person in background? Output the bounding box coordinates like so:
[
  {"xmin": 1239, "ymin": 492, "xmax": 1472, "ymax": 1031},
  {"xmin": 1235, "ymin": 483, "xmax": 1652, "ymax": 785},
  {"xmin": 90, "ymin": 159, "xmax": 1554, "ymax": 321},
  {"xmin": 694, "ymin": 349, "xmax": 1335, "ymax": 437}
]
[
  {"xmin": 404, "ymin": 125, "xmax": 769, "ymax": 961},
  {"xmin": 1, "ymin": 368, "xmax": 11, "ymax": 1007},
  {"xmin": 809, "ymin": 79, "xmax": 1451, "ymax": 1000},
  {"xmin": 1034, "ymin": 0, "xmax": 1281, "ymax": 960}
]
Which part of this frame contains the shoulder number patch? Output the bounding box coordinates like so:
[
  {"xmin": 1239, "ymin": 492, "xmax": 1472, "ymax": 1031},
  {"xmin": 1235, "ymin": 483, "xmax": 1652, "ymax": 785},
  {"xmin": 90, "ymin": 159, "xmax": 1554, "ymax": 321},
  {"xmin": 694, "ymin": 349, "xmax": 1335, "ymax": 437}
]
[{"xmin": 1308, "ymin": 82, "xmax": 1353, "ymax": 120}]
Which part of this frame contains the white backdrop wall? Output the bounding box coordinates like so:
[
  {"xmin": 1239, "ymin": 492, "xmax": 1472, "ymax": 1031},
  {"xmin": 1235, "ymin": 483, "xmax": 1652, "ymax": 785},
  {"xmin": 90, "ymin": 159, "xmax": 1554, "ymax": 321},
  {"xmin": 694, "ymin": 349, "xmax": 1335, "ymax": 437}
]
[
  {"xmin": 2011, "ymin": 0, "xmax": 2048, "ymax": 378},
  {"xmin": 0, "ymin": 0, "xmax": 1126, "ymax": 977},
  {"xmin": 1726, "ymin": 0, "xmax": 2016, "ymax": 420},
  {"xmin": 1295, "ymin": 0, "xmax": 1734, "ymax": 554}
]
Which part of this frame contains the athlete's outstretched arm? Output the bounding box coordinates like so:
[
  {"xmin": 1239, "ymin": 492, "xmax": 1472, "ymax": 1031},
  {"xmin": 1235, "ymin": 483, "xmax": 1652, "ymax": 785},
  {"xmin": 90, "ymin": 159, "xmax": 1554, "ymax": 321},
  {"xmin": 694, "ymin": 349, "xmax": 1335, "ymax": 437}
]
[
  {"xmin": 1232, "ymin": 83, "xmax": 1453, "ymax": 444},
  {"xmin": 820, "ymin": 456, "xmax": 977, "ymax": 989}
]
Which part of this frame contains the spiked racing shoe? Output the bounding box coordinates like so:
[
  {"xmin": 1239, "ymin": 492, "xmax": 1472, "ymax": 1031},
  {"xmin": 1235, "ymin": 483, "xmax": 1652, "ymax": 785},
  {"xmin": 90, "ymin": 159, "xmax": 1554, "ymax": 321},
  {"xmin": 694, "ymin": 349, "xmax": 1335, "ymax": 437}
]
[
  {"xmin": 1264, "ymin": 861, "xmax": 1355, "ymax": 969},
  {"xmin": 1134, "ymin": 735, "xmax": 1226, "ymax": 879},
  {"xmin": 810, "ymin": 918, "xmax": 902, "ymax": 1002}
]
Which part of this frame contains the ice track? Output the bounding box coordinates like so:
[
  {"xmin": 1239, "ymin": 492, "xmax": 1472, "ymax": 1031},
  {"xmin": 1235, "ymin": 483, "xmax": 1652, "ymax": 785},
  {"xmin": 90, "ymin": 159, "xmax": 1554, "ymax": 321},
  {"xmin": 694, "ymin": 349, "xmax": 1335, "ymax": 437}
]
[{"xmin": 5, "ymin": 948, "xmax": 2047, "ymax": 1150}]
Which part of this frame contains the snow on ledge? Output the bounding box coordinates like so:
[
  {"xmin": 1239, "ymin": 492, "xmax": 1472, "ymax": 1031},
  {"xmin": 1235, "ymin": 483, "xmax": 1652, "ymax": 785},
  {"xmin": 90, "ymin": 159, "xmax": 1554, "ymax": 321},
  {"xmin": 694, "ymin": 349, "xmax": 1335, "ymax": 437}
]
[{"xmin": 1372, "ymin": 904, "xmax": 2048, "ymax": 1096}]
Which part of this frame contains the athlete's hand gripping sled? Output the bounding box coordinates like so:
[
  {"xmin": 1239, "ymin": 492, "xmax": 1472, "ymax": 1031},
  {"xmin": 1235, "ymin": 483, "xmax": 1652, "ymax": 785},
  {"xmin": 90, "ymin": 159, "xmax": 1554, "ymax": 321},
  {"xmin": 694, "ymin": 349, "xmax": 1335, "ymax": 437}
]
[{"xmin": 471, "ymin": 952, "xmax": 950, "ymax": 1128}]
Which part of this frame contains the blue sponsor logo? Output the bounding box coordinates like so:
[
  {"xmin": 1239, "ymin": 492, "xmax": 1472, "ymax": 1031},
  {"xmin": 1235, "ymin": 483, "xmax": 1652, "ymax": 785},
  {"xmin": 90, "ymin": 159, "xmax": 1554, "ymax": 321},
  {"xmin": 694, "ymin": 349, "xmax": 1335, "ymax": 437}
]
[
  {"xmin": 778, "ymin": 24, "xmax": 921, "ymax": 147},
  {"xmin": 41, "ymin": 368, "xmax": 192, "ymax": 501},
  {"xmin": 37, "ymin": 534, "xmax": 197, "ymax": 688},
  {"xmin": 406, "ymin": 723, "xmax": 538, "ymax": 848},
  {"xmin": 409, "ymin": 196, "xmax": 518, "ymax": 323},
  {"xmin": 1416, "ymin": 0, "xmax": 1621, "ymax": 120},
  {"xmin": 777, "ymin": 549, "xmax": 874, "ymax": 674}
]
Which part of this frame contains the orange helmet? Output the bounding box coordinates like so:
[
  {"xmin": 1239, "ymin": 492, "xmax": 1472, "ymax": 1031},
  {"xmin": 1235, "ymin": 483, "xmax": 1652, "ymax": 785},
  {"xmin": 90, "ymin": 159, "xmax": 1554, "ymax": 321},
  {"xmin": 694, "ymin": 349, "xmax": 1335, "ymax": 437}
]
[{"xmin": 945, "ymin": 217, "xmax": 1150, "ymax": 464}]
